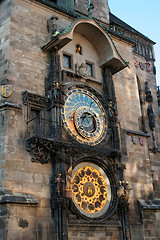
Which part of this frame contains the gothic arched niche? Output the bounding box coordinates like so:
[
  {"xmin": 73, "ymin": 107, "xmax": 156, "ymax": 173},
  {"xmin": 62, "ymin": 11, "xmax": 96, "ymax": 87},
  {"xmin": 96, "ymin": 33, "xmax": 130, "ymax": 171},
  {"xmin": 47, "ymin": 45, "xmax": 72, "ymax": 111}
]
[{"xmin": 59, "ymin": 31, "xmax": 103, "ymax": 83}]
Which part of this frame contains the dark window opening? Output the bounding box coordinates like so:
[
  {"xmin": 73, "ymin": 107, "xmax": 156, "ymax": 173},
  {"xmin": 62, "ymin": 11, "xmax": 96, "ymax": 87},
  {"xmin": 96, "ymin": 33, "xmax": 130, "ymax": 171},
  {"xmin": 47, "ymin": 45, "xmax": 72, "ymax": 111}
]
[{"xmin": 30, "ymin": 108, "xmax": 41, "ymax": 136}]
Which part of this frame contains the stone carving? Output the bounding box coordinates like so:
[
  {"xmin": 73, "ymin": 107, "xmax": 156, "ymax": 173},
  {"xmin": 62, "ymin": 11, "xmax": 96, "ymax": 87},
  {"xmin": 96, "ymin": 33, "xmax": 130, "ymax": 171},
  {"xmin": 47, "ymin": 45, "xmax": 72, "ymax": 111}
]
[
  {"xmin": 0, "ymin": 84, "xmax": 12, "ymax": 98},
  {"xmin": 108, "ymin": 100, "xmax": 118, "ymax": 118},
  {"xmin": 117, "ymin": 181, "xmax": 132, "ymax": 211},
  {"xmin": 78, "ymin": 63, "xmax": 88, "ymax": 77},
  {"xmin": 117, "ymin": 181, "xmax": 130, "ymax": 202},
  {"xmin": 26, "ymin": 136, "xmax": 119, "ymax": 166},
  {"xmin": 65, "ymin": 167, "xmax": 73, "ymax": 198},
  {"xmin": 22, "ymin": 90, "xmax": 48, "ymax": 108},
  {"xmin": 145, "ymin": 81, "xmax": 153, "ymax": 102},
  {"xmin": 47, "ymin": 14, "xmax": 59, "ymax": 39},
  {"xmin": 26, "ymin": 137, "xmax": 52, "ymax": 164},
  {"xmin": 55, "ymin": 174, "xmax": 65, "ymax": 197},
  {"xmin": 52, "ymin": 82, "xmax": 65, "ymax": 105},
  {"xmin": 147, "ymin": 104, "xmax": 156, "ymax": 130}
]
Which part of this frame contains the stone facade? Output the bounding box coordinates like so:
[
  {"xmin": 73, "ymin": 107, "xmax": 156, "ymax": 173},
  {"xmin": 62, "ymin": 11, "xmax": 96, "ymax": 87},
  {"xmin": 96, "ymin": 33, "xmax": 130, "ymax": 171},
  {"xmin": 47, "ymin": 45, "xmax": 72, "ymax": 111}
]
[{"xmin": 0, "ymin": 0, "xmax": 160, "ymax": 239}]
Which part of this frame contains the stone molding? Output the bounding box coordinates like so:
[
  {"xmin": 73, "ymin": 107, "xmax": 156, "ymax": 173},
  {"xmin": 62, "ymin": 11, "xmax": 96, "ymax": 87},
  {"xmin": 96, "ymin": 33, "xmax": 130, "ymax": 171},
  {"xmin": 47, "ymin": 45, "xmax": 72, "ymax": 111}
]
[
  {"xmin": 138, "ymin": 199, "xmax": 160, "ymax": 210},
  {"xmin": 0, "ymin": 192, "xmax": 38, "ymax": 205},
  {"xmin": 0, "ymin": 102, "xmax": 22, "ymax": 110},
  {"xmin": 125, "ymin": 129, "xmax": 150, "ymax": 138},
  {"xmin": 22, "ymin": 90, "xmax": 48, "ymax": 108}
]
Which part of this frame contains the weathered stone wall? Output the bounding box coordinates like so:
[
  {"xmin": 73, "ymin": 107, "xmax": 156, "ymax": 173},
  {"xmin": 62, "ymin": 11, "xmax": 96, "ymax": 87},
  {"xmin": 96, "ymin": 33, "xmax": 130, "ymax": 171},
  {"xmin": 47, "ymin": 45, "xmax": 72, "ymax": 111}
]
[
  {"xmin": 111, "ymin": 37, "xmax": 160, "ymax": 225},
  {"xmin": 142, "ymin": 210, "xmax": 160, "ymax": 240},
  {"xmin": 112, "ymin": 40, "xmax": 142, "ymax": 131},
  {"xmin": 8, "ymin": 0, "xmax": 50, "ymax": 104},
  {"xmin": 0, "ymin": 202, "xmax": 54, "ymax": 240},
  {"xmin": 0, "ymin": 3, "xmax": 54, "ymax": 239},
  {"xmin": 149, "ymin": 152, "xmax": 160, "ymax": 198},
  {"xmin": 123, "ymin": 133, "xmax": 153, "ymax": 223},
  {"xmin": 0, "ymin": 205, "xmax": 7, "ymax": 240},
  {"xmin": 0, "ymin": 0, "xmax": 10, "ymax": 88},
  {"xmin": 0, "ymin": 2, "xmax": 11, "ymax": 193},
  {"xmin": 0, "ymin": 107, "xmax": 7, "ymax": 191},
  {"xmin": 68, "ymin": 224, "xmax": 122, "ymax": 240}
]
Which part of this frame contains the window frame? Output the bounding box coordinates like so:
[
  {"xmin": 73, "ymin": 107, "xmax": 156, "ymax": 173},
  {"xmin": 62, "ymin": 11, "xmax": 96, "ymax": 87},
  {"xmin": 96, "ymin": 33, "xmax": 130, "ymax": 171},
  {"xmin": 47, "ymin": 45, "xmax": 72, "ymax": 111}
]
[
  {"xmin": 86, "ymin": 61, "xmax": 95, "ymax": 78},
  {"xmin": 63, "ymin": 53, "xmax": 73, "ymax": 70}
]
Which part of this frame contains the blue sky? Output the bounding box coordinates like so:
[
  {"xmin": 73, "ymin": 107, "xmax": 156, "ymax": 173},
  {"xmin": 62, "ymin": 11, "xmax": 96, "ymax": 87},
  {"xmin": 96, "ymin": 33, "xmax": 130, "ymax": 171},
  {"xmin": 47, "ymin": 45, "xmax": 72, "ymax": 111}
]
[{"xmin": 109, "ymin": 0, "xmax": 160, "ymax": 86}]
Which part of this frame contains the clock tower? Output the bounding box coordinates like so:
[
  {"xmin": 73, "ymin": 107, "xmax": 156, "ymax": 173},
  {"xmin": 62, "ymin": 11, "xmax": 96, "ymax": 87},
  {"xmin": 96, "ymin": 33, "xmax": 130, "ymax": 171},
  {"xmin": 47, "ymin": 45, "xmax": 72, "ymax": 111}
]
[{"xmin": 0, "ymin": 0, "xmax": 159, "ymax": 240}]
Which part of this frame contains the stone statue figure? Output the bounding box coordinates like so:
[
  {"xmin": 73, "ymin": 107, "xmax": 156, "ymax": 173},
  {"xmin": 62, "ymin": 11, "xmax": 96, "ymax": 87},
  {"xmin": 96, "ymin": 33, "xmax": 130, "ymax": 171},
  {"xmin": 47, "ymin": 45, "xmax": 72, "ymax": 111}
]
[
  {"xmin": 47, "ymin": 14, "xmax": 59, "ymax": 39},
  {"xmin": 52, "ymin": 82, "xmax": 65, "ymax": 105},
  {"xmin": 147, "ymin": 104, "xmax": 156, "ymax": 130},
  {"xmin": 78, "ymin": 63, "xmax": 88, "ymax": 77},
  {"xmin": 65, "ymin": 167, "xmax": 73, "ymax": 198},
  {"xmin": 55, "ymin": 174, "xmax": 64, "ymax": 197},
  {"xmin": 117, "ymin": 181, "xmax": 131, "ymax": 202}
]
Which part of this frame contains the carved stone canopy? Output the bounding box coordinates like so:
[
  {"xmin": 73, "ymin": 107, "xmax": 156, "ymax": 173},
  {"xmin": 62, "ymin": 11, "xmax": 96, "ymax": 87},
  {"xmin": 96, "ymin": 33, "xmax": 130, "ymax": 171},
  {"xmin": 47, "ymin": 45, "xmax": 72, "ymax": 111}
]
[
  {"xmin": 41, "ymin": 18, "xmax": 128, "ymax": 74},
  {"xmin": 22, "ymin": 90, "xmax": 48, "ymax": 108}
]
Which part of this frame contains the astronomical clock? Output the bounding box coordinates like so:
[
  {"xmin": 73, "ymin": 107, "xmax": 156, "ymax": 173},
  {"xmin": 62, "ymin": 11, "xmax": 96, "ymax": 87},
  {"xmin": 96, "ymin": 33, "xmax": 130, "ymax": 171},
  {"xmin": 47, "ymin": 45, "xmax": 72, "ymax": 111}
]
[
  {"xmin": 61, "ymin": 84, "xmax": 118, "ymax": 220},
  {"xmin": 61, "ymin": 88, "xmax": 108, "ymax": 146}
]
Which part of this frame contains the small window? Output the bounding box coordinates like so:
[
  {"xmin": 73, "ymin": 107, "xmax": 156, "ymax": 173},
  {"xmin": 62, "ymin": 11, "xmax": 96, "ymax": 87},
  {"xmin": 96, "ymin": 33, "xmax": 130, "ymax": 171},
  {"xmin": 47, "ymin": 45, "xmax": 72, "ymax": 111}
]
[
  {"xmin": 86, "ymin": 62, "xmax": 94, "ymax": 77},
  {"xmin": 63, "ymin": 54, "xmax": 71, "ymax": 69}
]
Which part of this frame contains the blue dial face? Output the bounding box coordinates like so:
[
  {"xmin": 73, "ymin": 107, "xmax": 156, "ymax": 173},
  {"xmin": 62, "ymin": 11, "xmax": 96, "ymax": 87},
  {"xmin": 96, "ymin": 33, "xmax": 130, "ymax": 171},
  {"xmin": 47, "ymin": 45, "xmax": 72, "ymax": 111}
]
[
  {"xmin": 80, "ymin": 112, "xmax": 93, "ymax": 128},
  {"xmin": 61, "ymin": 89, "xmax": 108, "ymax": 146}
]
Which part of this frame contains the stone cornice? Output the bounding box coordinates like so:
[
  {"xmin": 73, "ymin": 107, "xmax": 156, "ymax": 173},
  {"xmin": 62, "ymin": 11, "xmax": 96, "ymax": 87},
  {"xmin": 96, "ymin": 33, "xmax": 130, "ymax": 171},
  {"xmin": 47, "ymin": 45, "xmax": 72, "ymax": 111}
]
[
  {"xmin": 125, "ymin": 129, "xmax": 150, "ymax": 138},
  {"xmin": 22, "ymin": 90, "xmax": 48, "ymax": 108},
  {"xmin": 138, "ymin": 199, "xmax": 160, "ymax": 210},
  {"xmin": 0, "ymin": 102, "xmax": 22, "ymax": 110},
  {"xmin": 0, "ymin": 192, "xmax": 38, "ymax": 205}
]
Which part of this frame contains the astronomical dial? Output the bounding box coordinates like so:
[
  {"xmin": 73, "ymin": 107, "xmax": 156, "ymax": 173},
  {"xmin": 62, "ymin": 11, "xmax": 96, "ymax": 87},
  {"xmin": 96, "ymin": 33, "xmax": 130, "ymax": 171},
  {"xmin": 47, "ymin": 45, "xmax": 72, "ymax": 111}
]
[
  {"xmin": 72, "ymin": 162, "xmax": 111, "ymax": 219},
  {"xmin": 61, "ymin": 88, "xmax": 107, "ymax": 146}
]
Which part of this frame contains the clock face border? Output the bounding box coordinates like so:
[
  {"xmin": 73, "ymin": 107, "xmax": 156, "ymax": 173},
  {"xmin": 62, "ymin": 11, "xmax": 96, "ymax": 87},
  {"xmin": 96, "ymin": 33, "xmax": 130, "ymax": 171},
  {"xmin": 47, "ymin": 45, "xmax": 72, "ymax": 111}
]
[{"xmin": 61, "ymin": 88, "xmax": 108, "ymax": 146}]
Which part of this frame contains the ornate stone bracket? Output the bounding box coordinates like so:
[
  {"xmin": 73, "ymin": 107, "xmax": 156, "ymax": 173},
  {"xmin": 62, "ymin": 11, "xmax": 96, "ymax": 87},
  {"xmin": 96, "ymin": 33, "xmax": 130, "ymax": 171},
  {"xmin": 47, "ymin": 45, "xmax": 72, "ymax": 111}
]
[
  {"xmin": 22, "ymin": 90, "xmax": 48, "ymax": 108},
  {"xmin": 26, "ymin": 137, "xmax": 53, "ymax": 164}
]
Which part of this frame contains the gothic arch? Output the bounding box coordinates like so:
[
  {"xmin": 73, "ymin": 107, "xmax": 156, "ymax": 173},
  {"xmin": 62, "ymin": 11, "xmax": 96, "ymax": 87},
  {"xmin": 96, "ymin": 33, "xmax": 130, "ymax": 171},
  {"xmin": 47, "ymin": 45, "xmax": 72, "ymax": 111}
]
[{"xmin": 42, "ymin": 18, "xmax": 128, "ymax": 74}]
